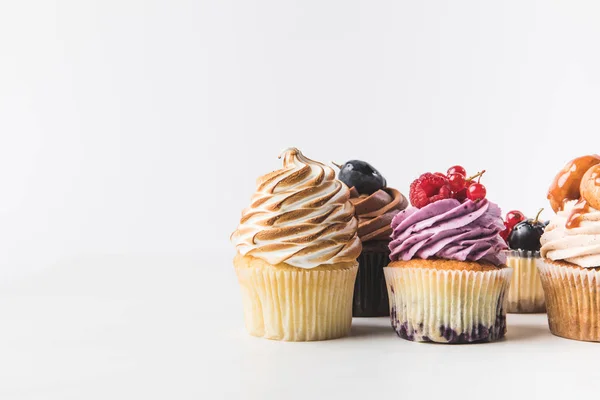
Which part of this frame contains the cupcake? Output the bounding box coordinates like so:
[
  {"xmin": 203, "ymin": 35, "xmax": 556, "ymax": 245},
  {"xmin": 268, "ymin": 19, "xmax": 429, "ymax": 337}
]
[
  {"xmin": 334, "ymin": 160, "xmax": 408, "ymax": 317},
  {"xmin": 384, "ymin": 166, "xmax": 512, "ymax": 343},
  {"xmin": 500, "ymin": 209, "xmax": 547, "ymax": 313},
  {"xmin": 231, "ymin": 148, "xmax": 361, "ymax": 341},
  {"xmin": 539, "ymin": 154, "xmax": 600, "ymax": 342}
]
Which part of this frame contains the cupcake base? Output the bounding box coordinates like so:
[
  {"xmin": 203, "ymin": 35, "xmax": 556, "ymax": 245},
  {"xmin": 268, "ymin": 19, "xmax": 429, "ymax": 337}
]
[
  {"xmin": 353, "ymin": 242, "xmax": 391, "ymax": 317},
  {"xmin": 384, "ymin": 259, "xmax": 512, "ymax": 344},
  {"xmin": 234, "ymin": 254, "xmax": 358, "ymax": 341},
  {"xmin": 538, "ymin": 259, "xmax": 600, "ymax": 342},
  {"xmin": 505, "ymin": 250, "xmax": 546, "ymax": 313}
]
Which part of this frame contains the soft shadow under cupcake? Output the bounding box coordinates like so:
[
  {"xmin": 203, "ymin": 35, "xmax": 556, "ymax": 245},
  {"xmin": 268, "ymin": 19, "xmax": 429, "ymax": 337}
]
[
  {"xmin": 350, "ymin": 318, "xmax": 393, "ymax": 338},
  {"xmin": 505, "ymin": 314, "xmax": 550, "ymax": 342}
]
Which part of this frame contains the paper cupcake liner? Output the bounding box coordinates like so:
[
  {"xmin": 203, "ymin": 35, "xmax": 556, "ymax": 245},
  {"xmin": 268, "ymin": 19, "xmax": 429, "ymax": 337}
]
[
  {"xmin": 537, "ymin": 259, "xmax": 600, "ymax": 342},
  {"xmin": 353, "ymin": 249, "xmax": 391, "ymax": 317},
  {"xmin": 503, "ymin": 250, "xmax": 546, "ymax": 313},
  {"xmin": 383, "ymin": 265, "xmax": 512, "ymax": 343},
  {"xmin": 234, "ymin": 255, "xmax": 358, "ymax": 341}
]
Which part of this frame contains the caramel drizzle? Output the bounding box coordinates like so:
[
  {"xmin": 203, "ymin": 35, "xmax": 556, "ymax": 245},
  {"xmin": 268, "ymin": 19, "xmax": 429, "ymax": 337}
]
[{"xmin": 566, "ymin": 198, "xmax": 589, "ymax": 229}]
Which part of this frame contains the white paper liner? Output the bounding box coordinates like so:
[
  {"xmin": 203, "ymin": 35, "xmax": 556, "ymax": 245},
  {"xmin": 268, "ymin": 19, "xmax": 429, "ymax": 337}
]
[
  {"xmin": 503, "ymin": 250, "xmax": 546, "ymax": 313},
  {"xmin": 234, "ymin": 256, "xmax": 358, "ymax": 341},
  {"xmin": 537, "ymin": 259, "xmax": 600, "ymax": 342},
  {"xmin": 383, "ymin": 266, "xmax": 512, "ymax": 343}
]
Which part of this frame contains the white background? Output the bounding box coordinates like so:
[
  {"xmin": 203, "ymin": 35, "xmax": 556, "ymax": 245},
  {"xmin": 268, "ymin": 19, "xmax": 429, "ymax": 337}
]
[{"xmin": 1, "ymin": 1, "xmax": 600, "ymax": 399}]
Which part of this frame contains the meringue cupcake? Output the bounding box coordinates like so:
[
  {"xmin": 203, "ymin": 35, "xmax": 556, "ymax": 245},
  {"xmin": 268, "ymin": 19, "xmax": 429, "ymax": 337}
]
[
  {"xmin": 539, "ymin": 155, "xmax": 600, "ymax": 342},
  {"xmin": 231, "ymin": 148, "xmax": 361, "ymax": 341},
  {"xmin": 335, "ymin": 160, "xmax": 408, "ymax": 317},
  {"xmin": 501, "ymin": 209, "xmax": 547, "ymax": 313},
  {"xmin": 384, "ymin": 168, "xmax": 511, "ymax": 343}
]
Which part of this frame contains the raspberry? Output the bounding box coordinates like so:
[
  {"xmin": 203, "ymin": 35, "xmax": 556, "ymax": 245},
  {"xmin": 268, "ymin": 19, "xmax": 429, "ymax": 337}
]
[{"xmin": 409, "ymin": 173, "xmax": 452, "ymax": 208}]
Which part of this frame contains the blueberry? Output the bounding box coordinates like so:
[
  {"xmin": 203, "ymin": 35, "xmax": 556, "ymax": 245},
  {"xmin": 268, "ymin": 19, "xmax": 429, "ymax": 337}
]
[
  {"xmin": 508, "ymin": 219, "xmax": 546, "ymax": 251},
  {"xmin": 336, "ymin": 160, "xmax": 386, "ymax": 195}
]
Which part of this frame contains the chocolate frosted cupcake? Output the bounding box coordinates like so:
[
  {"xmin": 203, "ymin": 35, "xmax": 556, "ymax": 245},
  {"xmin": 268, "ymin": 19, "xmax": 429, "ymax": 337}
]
[
  {"xmin": 539, "ymin": 155, "xmax": 600, "ymax": 342},
  {"xmin": 384, "ymin": 167, "xmax": 511, "ymax": 343},
  {"xmin": 231, "ymin": 148, "xmax": 362, "ymax": 341},
  {"xmin": 336, "ymin": 160, "xmax": 408, "ymax": 316}
]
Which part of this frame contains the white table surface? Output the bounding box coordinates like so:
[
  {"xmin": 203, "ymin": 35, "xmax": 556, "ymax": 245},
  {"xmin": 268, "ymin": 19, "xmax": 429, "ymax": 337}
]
[{"xmin": 1, "ymin": 251, "xmax": 597, "ymax": 400}]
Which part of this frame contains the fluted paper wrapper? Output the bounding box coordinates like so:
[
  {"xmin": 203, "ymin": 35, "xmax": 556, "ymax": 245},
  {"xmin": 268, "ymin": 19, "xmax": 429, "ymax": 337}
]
[
  {"xmin": 504, "ymin": 250, "xmax": 546, "ymax": 313},
  {"xmin": 384, "ymin": 266, "xmax": 512, "ymax": 343},
  {"xmin": 234, "ymin": 255, "xmax": 358, "ymax": 341},
  {"xmin": 538, "ymin": 259, "xmax": 600, "ymax": 342},
  {"xmin": 353, "ymin": 250, "xmax": 390, "ymax": 317}
]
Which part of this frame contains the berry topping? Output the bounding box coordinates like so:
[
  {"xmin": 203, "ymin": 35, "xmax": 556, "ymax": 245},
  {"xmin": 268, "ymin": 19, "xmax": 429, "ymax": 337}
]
[
  {"xmin": 334, "ymin": 160, "xmax": 386, "ymax": 195},
  {"xmin": 500, "ymin": 210, "xmax": 526, "ymax": 243},
  {"xmin": 505, "ymin": 210, "xmax": 526, "ymax": 229},
  {"xmin": 409, "ymin": 173, "xmax": 452, "ymax": 208},
  {"xmin": 453, "ymin": 187, "xmax": 468, "ymax": 202},
  {"xmin": 410, "ymin": 167, "xmax": 489, "ymax": 207},
  {"xmin": 447, "ymin": 165, "xmax": 467, "ymax": 177},
  {"xmin": 508, "ymin": 209, "xmax": 546, "ymax": 251},
  {"xmin": 448, "ymin": 173, "xmax": 466, "ymax": 192},
  {"xmin": 466, "ymin": 183, "xmax": 487, "ymax": 201}
]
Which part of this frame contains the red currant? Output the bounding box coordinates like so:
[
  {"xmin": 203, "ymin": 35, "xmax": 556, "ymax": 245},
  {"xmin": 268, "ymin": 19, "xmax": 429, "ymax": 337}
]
[
  {"xmin": 448, "ymin": 173, "xmax": 466, "ymax": 192},
  {"xmin": 467, "ymin": 183, "xmax": 486, "ymax": 201},
  {"xmin": 447, "ymin": 165, "xmax": 466, "ymax": 177},
  {"xmin": 505, "ymin": 210, "xmax": 526, "ymax": 229},
  {"xmin": 454, "ymin": 188, "xmax": 468, "ymax": 201}
]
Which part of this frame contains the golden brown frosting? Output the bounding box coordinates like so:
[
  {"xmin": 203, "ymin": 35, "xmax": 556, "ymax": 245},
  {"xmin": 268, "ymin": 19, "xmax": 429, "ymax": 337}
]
[
  {"xmin": 349, "ymin": 187, "xmax": 408, "ymax": 242},
  {"xmin": 231, "ymin": 148, "xmax": 362, "ymax": 269}
]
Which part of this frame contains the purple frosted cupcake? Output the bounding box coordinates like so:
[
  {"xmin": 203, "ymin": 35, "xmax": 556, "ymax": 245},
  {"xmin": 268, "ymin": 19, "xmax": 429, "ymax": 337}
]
[{"xmin": 384, "ymin": 169, "xmax": 512, "ymax": 343}]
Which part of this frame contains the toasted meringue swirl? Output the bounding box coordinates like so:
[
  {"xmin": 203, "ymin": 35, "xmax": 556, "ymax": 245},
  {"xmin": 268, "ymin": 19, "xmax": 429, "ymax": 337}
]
[{"xmin": 231, "ymin": 148, "xmax": 362, "ymax": 269}]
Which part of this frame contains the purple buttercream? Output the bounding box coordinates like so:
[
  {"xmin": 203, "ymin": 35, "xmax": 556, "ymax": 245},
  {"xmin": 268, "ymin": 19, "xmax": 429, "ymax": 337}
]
[{"xmin": 388, "ymin": 199, "xmax": 507, "ymax": 265}]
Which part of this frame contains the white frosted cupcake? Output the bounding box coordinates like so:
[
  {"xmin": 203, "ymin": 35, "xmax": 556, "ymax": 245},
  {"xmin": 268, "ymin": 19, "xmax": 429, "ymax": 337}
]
[{"xmin": 231, "ymin": 148, "xmax": 361, "ymax": 341}]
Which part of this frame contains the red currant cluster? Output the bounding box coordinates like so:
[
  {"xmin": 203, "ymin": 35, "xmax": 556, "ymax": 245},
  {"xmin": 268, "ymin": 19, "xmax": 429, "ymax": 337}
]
[
  {"xmin": 409, "ymin": 165, "xmax": 488, "ymax": 208},
  {"xmin": 500, "ymin": 210, "xmax": 525, "ymax": 242},
  {"xmin": 446, "ymin": 165, "xmax": 487, "ymax": 202}
]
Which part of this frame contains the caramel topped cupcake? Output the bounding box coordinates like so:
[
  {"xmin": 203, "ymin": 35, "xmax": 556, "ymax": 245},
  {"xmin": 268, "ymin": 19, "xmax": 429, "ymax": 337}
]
[
  {"xmin": 538, "ymin": 155, "xmax": 600, "ymax": 342},
  {"xmin": 335, "ymin": 160, "xmax": 408, "ymax": 317},
  {"xmin": 384, "ymin": 166, "xmax": 511, "ymax": 343}
]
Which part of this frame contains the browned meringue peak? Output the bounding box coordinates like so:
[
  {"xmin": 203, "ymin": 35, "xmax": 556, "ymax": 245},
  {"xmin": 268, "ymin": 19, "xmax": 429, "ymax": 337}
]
[
  {"xmin": 349, "ymin": 187, "xmax": 408, "ymax": 243},
  {"xmin": 231, "ymin": 148, "xmax": 361, "ymax": 269}
]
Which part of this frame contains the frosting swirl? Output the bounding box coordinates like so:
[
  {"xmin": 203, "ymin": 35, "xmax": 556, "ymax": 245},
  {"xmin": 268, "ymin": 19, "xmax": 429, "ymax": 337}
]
[
  {"xmin": 231, "ymin": 148, "xmax": 362, "ymax": 269},
  {"xmin": 349, "ymin": 187, "xmax": 408, "ymax": 242},
  {"xmin": 389, "ymin": 199, "xmax": 506, "ymax": 265},
  {"xmin": 540, "ymin": 200, "xmax": 600, "ymax": 268}
]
